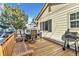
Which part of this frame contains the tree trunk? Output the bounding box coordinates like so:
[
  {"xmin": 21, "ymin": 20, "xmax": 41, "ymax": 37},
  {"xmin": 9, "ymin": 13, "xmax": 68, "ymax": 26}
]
[
  {"xmin": 19, "ymin": 29, "xmax": 23, "ymax": 41},
  {"xmin": 24, "ymin": 29, "xmax": 26, "ymax": 36},
  {"xmin": 16, "ymin": 30, "xmax": 18, "ymax": 37}
]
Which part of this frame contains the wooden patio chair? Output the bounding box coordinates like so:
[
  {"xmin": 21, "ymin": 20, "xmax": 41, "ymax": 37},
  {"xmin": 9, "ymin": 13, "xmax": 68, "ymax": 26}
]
[{"xmin": 30, "ymin": 30, "xmax": 37, "ymax": 43}]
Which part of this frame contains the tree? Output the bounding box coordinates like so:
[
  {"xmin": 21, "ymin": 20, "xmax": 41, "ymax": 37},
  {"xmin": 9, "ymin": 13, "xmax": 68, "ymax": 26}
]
[
  {"xmin": 11, "ymin": 8, "xmax": 27, "ymax": 38},
  {"xmin": 0, "ymin": 5, "xmax": 28, "ymax": 40},
  {"xmin": 0, "ymin": 5, "xmax": 10, "ymax": 32}
]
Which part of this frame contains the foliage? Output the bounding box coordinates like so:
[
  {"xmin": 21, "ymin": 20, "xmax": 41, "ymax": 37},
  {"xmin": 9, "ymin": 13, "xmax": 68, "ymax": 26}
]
[{"xmin": 0, "ymin": 4, "xmax": 28, "ymax": 30}]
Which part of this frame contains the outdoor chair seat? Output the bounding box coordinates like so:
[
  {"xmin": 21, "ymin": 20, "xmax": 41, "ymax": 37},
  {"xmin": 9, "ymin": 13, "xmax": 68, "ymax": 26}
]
[{"xmin": 25, "ymin": 34, "xmax": 31, "ymax": 41}]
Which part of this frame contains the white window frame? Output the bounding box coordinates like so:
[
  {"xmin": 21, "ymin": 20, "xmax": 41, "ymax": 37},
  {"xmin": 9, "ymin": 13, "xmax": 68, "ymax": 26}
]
[
  {"xmin": 40, "ymin": 19, "xmax": 52, "ymax": 32},
  {"xmin": 69, "ymin": 11, "xmax": 79, "ymax": 29}
]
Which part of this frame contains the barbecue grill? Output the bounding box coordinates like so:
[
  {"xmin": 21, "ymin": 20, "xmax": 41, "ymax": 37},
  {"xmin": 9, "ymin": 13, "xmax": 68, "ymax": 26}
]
[{"xmin": 62, "ymin": 29, "xmax": 79, "ymax": 56}]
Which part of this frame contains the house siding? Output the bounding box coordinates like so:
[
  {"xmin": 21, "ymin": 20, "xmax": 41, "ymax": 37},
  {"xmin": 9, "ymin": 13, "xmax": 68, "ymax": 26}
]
[{"xmin": 37, "ymin": 3, "xmax": 79, "ymax": 43}]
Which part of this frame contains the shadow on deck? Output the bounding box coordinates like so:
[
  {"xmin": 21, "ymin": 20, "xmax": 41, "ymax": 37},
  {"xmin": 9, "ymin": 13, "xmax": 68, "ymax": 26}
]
[
  {"xmin": 12, "ymin": 38, "xmax": 34, "ymax": 56},
  {"xmin": 12, "ymin": 38, "xmax": 79, "ymax": 56}
]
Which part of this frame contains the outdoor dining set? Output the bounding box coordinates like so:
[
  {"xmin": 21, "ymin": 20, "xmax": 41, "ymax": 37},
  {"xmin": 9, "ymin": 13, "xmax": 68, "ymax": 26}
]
[
  {"xmin": 24, "ymin": 29, "xmax": 79, "ymax": 56},
  {"xmin": 24, "ymin": 30, "xmax": 42, "ymax": 43},
  {"xmin": 22, "ymin": 29, "xmax": 79, "ymax": 56}
]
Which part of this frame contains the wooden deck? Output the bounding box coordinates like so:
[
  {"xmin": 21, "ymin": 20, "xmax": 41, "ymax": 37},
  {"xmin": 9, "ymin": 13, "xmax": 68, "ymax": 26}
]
[
  {"xmin": 12, "ymin": 38, "xmax": 79, "ymax": 56},
  {"xmin": 12, "ymin": 41, "xmax": 34, "ymax": 56},
  {"xmin": 27, "ymin": 38, "xmax": 79, "ymax": 56},
  {"xmin": 12, "ymin": 42, "xmax": 27, "ymax": 56}
]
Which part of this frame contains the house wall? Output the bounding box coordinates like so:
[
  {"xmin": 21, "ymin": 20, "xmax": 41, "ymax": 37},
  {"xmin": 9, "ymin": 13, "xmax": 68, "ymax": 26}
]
[{"xmin": 37, "ymin": 3, "xmax": 79, "ymax": 43}]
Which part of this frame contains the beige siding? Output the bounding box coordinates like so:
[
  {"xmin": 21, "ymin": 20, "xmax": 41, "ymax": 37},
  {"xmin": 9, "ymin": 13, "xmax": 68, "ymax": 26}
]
[
  {"xmin": 40, "ymin": 7, "xmax": 49, "ymax": 19},
  {"xmin": 37, "ymin": 20, "xmax": 40, "ymax": 31},
  {"xmin": 38, "ymin": 3, "xmax": 79, "ymax": 40},
  {"xmin": 53, "ymin": 4, "xmax": 79, "ymax": 35}
]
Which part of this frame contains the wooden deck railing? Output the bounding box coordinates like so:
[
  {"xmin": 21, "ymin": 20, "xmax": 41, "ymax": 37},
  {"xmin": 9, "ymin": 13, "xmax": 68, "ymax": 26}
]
[{"xmin": 0, "ymin": 32, "xmax": 16, "ymax": 56}]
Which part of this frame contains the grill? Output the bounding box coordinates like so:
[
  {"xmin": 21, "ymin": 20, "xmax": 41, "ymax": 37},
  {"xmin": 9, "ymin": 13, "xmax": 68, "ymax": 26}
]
[{"xmin": 62, "ymin": 29, "xmax": 79, "ymax": 56}]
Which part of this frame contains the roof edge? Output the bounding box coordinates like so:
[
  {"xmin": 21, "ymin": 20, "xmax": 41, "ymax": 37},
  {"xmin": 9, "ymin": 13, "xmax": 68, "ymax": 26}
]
[{"xmin": 35, "ymin": 3, "xmax": 48, "ymax": 21}]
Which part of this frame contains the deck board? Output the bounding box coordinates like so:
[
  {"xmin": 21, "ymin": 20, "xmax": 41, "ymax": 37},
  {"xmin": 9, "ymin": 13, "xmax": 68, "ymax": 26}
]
[
  {"xmin": 12, "ymin": 38, "xmax": 79, "ymax": 56},
  {"xmin": 12, "ymin": 42, "xmax": 27, "ymax": 56},
  {"xmin": 27, "ymin": 39, "xmax": 79, "ymax": 56}
]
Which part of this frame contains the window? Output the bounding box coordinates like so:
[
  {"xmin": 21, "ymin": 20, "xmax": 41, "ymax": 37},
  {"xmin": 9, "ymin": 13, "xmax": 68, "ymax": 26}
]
[
  {"xmin": 48, "ymin": 6, "xmax": 51, "ymax": 12},
  {"xmin": 70, "ymin": 12, "xmax": 79, "ymax": 28},
  {"xmin": 70, "ymin": 21, "xmax": 76, "ymax": 28},
  {"xmin": 40, "ymin": 22, "xmax": 45, "ymax": 30},
  {"xmin": 48, "ymin": 19, "xmax": 52, "ymax": 32},
  {"xmin": 45, "ymin": 21, "xmax": 48, "ymax": 31},
  {"xmin": 70, "ymin": 13, "xmax": 76, "ymax": 20},
  {"xmin": 40, "ymin": 19, "xmax": 52, "ymax": 32},
  {"xmin": 40, "ymin": 22, "xmax": 43, "ymax": 30}
]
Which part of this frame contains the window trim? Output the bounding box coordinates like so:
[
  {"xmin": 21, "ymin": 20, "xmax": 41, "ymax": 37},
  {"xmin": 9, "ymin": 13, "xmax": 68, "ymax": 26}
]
[
  {"xmin": 69, "ymin": 11, "xmax": 79, "ymax": 29},
  {"xmin": 48, "ymin": 19, "xmax": 52, "ymax": 32},
  {"xmin": 40, "ymin": 19, "xmax": 52, "ymax": 32}
]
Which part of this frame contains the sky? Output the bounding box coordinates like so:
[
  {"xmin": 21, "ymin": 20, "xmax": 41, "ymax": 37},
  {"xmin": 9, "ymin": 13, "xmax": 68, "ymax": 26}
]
[{"xmin": 1, "ymin": 3, "xmax": 44, "ymax": 24}]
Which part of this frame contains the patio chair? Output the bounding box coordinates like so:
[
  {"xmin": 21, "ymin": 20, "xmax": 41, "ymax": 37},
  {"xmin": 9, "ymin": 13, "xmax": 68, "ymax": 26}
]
[
  {"xmin": 24, "ymin": 30, "xmax": 31, "ymax": 42},
  {"xmin": 62, "ymin": 29, "xmax": 79, "ymax": 56},
  {"xmin": 30, "ymin": 30, "xmax": 37, "ymax": 43},
  {"xmin": 25, "ymin": 34, "xmax": 31, "ymax": 42},
  {"xmin": 37, "ymin": 31, "xmax": 42, "ymax": 38}
]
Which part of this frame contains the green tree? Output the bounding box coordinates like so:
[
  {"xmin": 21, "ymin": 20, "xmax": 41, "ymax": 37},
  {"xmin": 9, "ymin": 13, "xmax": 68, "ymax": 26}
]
[
  {"xmin": 0, "ymin": 5, "xmax": 28, "ymax": 40},
  {"xmin": 0, "ymin": 5, "xmax": 10, "ymax": 32}
]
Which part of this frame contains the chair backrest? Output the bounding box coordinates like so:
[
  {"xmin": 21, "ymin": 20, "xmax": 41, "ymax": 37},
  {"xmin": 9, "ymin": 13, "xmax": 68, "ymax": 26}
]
[{"xmin": 31, "ymin": 30, "xmax": 37, "ymax": 38}]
